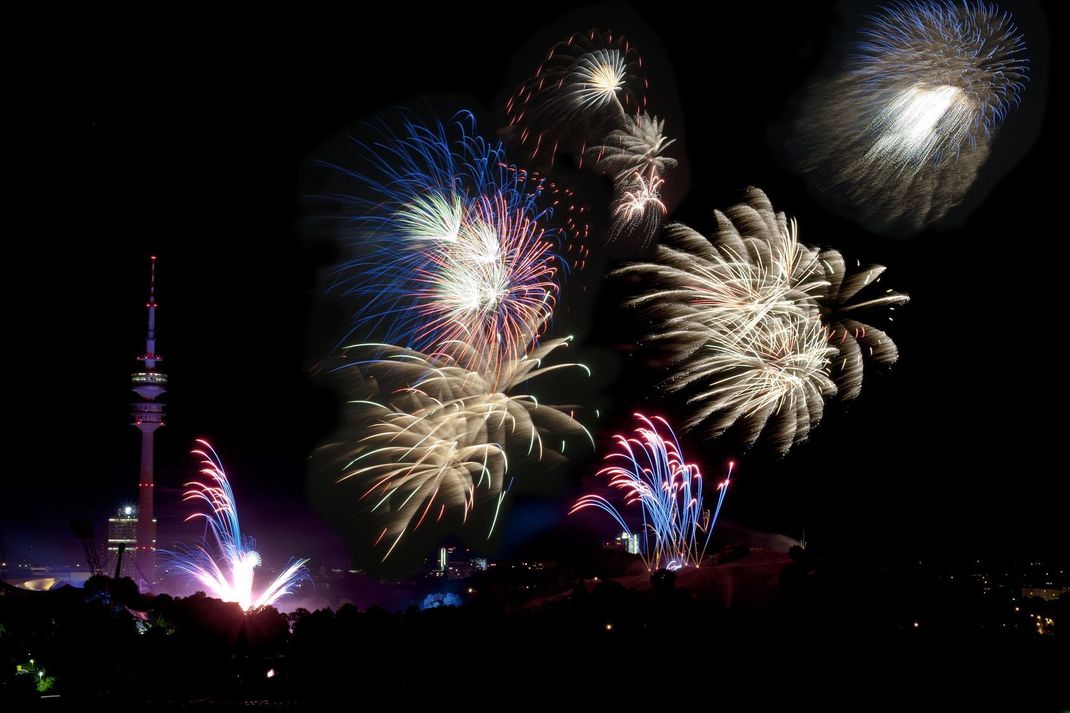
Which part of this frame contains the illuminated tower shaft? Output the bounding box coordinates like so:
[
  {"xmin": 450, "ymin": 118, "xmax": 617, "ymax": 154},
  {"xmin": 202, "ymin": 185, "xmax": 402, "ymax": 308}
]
[{"xmin": 131, "ymin": 257, "xmax": 167, "ymax": 586}]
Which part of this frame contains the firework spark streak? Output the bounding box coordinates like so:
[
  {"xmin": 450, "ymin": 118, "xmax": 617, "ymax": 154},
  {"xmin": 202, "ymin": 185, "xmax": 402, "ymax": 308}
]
[
  {"xmin": 339, "ymin": 395, "xmax": 508, "ymax": 562},
  {"xmin": 570, "ymin": 414, "xmax": 733, "ymax": 571},
  {"xmin": 585, "ymin": 112, "xmax": 677, "ymax": 183},
  {"xmin": 607, "ymin": 170, "xmax": 666, "ymax": 251},
  {"xmin": 168, "ymin": 441, "xmax": 309, "ymax": 611},
  {"xmin": 318, "ymin": 336, "xmax": 593, "ymax": 560},
  {"xmin": 790, "ymin": 0, "xmax": 1028, "ymax": 233},
  {"xmin": 310, "ymin": 111, "xmax": 574, "ymax": 384},
  {"xmin": 414, "ymin": 191, "xmax": 561, "ymax": 382},
  {"xmin": 506, "ymin": 29, "xmax": 646, "ymax": 169},
  {"xmin": 614, "ymin": 188, "xmax": 908, "ymax": 453},
  {"xmin": 506, "ymin": 30, "xmax": 682, "ymax": 253}
]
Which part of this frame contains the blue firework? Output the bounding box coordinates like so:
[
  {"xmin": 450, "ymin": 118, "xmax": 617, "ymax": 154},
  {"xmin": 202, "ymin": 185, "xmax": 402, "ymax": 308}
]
[
  {"xmin": 310, "ymin": 111, "xmax": 571, "ymax": 376},
  {"xmin": 856, "ymin": 1, "xmax": 1028, "ymax": 139},
  {"xmin": 790, "ymin": 0, "xmax": 1030, "ymax": 233},
  {"xmin": 571, "ymin": 414, "xmax": 734, "ymax": 571}
]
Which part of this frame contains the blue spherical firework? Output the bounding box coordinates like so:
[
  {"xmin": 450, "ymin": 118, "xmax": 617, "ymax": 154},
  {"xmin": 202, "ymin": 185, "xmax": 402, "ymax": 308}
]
[
  {"xmin": 854, "ymin": 0, "xmax": 1028, "ymax": 165},
  {"xmin": 791, "ymin": 1, "xmax": 1029, "ymax": 234},
  {"xmin": 310, "ymin": 111, "xmax": 572, "ymax": 379}
]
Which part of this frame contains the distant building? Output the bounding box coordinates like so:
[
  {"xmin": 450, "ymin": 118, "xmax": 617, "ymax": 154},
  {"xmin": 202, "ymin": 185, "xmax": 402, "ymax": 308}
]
[
  {"xmin": 6, "ymin": 563, "xmax": 92, "ymax": 591},
  {"xmin": 425, "ymin": 547, "xmax": 490, "ymax": 580},
  {"xmin": 107, "ymin": 505, "xmax": 139, "ymax": 578},
  {"xmin": 1022, "ymin": 587, "xmax": 1068, "ymax": 602},
  {"xmin": 446, "ymin": 557, "xmax": 488, "ymax": 580},
  {"xmin": 603, "ymin": 531, "xmax": 639, "ymax": 555}
]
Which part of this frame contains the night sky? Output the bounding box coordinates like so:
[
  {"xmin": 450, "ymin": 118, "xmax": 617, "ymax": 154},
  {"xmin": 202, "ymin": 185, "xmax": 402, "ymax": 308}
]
[{"xmin": 9, "ymin": 2, "xmax": 1062, "ymax": 573}]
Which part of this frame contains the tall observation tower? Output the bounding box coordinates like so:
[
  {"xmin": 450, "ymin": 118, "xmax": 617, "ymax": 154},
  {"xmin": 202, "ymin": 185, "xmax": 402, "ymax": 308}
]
[{"xmin": 130, "ymin": 256, "xmax": 166, "ymax": 586}]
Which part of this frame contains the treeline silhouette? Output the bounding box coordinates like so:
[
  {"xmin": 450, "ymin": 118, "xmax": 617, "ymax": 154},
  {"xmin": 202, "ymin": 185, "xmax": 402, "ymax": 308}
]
[{"xmin": 1, "ymin": 548, "xmax": 1066, "ymax": 708}]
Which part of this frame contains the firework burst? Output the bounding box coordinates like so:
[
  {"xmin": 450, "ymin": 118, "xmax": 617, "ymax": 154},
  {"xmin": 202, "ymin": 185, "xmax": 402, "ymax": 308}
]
[
  {"xmin": 309, "ymin": 111, "xmax": 574, "ymax": 382},
  {"xmin": 317, "ymin": 335, "xmax": 592, "ymax": 560},
  {"xmin": 506, "ymin": 29, "xmax": 646, "ymax": 168},
  {"xmin": 606, "ymin": 170, "xmax": 666, "ymax": 251},
  {"xmin": 168, "ymin": 441, "xmax": 309, "ymax": 611},
  {"xmin": 336, "ymin": 394, "xmax": 509, "ymax": 561},
  {"xmin": 413, "ymin": 190, "xmax": 563, "ymax": 382},
  {"xmin": 505, "ymin": 30, "xmax": 682, "ymax": 253},
  {"xmin": 571, "ymin": 414, "xmax": 733, "ymax": 571},
  {"xmin": 585, "ymin": 112, "xmax": 677, "ymax": 183},
  {"xmin": 614, "ymin": 188, "xmax": 907, "ymax": 453},
  {"xmin": 813, "ymin": 249, "xmax": 909, "ymax": 399},
  {"xmin": 790, "ymin": 0, "xmax": 1028, "ymax": 233}
]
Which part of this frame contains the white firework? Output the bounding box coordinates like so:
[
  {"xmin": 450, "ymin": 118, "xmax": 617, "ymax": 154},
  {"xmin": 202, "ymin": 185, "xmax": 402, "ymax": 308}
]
[
  {"xmin": 570, "ymin": 49, "xmax": 630, "ymax": 114},
  {"xmin": 586, "ymin": 113, "xmax": 678, "ymax": 183},
  {"xmin": 862, "ymin": 84, "xmax": 975, "ymax": 176},
  {"xmin": 505, "ymin": 29, "xmax": 646, "ymax": 168},
  {"xmin": 337, "ymin": 393, "xmax": 509, "ymax": 561},
  {"xmin": 316, "ymin": 334, "xmax": 592, "ymax": 558},
  {"xmin": 614, "ymin": 187, "xmax": 908, "ymax": 453},
  {"xmin": 790, "ymin": 0, "xmax": 1029, "ymax": 233},
  {"xmin": 398, "ymin": 191, "xmax": 464, "ymax": 244},
  {"xmin": 673, "ymin": 312, "xmax": 838, "ymax": 455},
  {"xmin": 607, "ymin": 171, "xmax": 667, "ymax": 251}
]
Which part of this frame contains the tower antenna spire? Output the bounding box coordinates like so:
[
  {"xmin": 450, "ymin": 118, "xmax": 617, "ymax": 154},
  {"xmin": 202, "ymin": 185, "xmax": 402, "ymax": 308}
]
[{"xmin": 142, "ymin": 255, "xmax": 159, "ymax": 367}]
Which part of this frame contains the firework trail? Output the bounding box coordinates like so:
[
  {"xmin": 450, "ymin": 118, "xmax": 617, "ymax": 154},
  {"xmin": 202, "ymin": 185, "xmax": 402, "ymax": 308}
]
[
  {"xmin": 585, "ymin": 112, "xmax": 677, "ymax": 184},
  {"xmin": 590, "ymin": 114, "xmax": 675, "ymax": 250},
  {"xmin": 506, "ymin": 29, "xmax": 646, "ymax": 169},
  {"xmin": 571, "ymin": 414, "xmax": 733, "ymax": 571},
  {"xmin": 333, "ymin": 393, "xmax": 508, "ymax": 562},
  {"xmin": 606, "ymin": 170, "xmax": 667, "ymax": 251},
  {"xmin": 309, "ymin": 111, "xmax": 578, "ymax": 384},
  {"xmin": 168, "ymin": 440, "xmax": 309, "ymax": 611},
  {"xmin": 790, "ymin": 0, "xmax": 1028, "ymax": 234},
  {"xmin": 676, "ymin": 311, "xmax": 838, "ymax": 455},
  {"xmin": 506, "ymin": 29, "xmax": 677, "ymax": 253},
  {"xmin": 316, "ymin": 335, "xmax": 593, "ymax": 560},
  {"xmin": 614, "ymin": 187, "xmax": 908, "ymax": 453}
]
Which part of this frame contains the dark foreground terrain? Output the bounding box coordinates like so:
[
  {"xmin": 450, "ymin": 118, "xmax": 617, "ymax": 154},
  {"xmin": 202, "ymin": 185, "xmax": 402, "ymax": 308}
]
[{"xmin": 3, "ymin": 548, "xmax": 1067, "ymax": 710}]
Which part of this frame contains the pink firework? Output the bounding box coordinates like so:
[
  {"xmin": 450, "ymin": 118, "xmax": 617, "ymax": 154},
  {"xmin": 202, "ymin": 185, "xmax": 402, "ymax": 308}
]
[
  {"xmin": 571, "ymin": 414, "xmax": 734, "ymax": 571},
  {"xmin": 168, "ymin": 440, "xmax": 309, "ymax": 611}
]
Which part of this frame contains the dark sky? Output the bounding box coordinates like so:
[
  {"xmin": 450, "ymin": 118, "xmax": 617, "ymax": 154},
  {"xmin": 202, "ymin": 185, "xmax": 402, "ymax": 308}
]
[{"xmin": 9, "ymin": 2, "xmax": 1062, "ymax": 573}]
